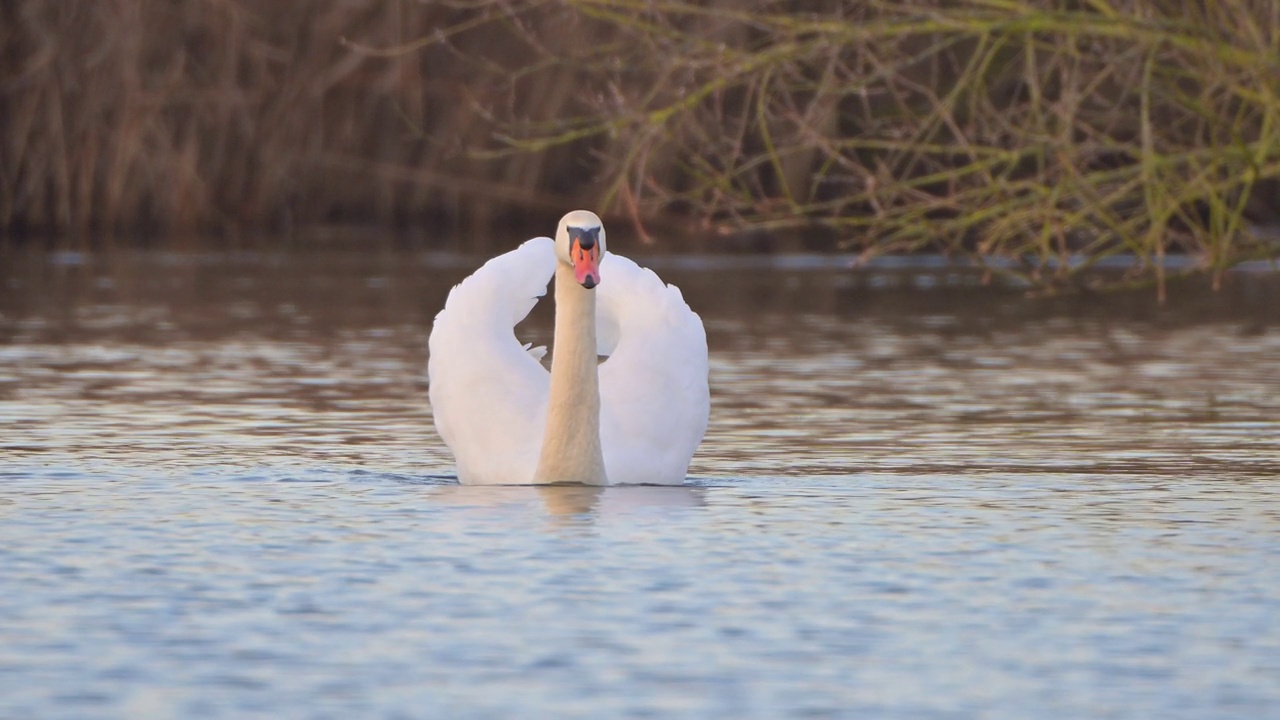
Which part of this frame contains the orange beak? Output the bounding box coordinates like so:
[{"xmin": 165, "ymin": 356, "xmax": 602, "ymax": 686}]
[{"xmin": 572, "ymin": 240, "xmax": 601, "ymax": 289}]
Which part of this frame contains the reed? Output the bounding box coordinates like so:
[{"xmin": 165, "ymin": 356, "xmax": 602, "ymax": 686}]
[
  {"xmin": 3, "ymin": 0, "xmax": 1279, "ymax": 296},
  {"xmin": 0, "ymin": 1, "xmax": 574, "ymax": 247}
]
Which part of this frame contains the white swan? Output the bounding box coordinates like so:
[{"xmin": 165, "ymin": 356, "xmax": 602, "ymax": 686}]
[{"xmin": 428, "ymin": 210, "xmax": 709, "ymax": 485}]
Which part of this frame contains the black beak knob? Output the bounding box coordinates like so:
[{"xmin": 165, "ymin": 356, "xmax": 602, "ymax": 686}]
[{"xmin": 568, "ymin": 226, "xmax": 599, "ymax": 250}]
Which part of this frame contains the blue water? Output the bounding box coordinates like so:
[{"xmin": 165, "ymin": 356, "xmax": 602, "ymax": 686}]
[{"xmin": 2, "ymin": 251, "xmax": 1278, "ymax": 718}]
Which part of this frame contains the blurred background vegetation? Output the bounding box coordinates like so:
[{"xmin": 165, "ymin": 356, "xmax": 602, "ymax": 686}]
[{"xmin": 3, "ymin": 0, "xmax": 1279, "ymax": 293}]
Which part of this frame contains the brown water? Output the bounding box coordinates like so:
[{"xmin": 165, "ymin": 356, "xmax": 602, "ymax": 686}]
[{"xmin": 2, "ymin": 249, "xmax": 1278, "ymax": 719}]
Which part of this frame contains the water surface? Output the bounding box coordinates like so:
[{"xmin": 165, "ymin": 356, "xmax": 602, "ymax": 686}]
[{"xmin": 2, "ymin": 250, "xmax": 1278, "ymax": 718}]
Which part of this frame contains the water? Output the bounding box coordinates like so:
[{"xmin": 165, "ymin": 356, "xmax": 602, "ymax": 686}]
[{"xmin": 2, "ymin": 249, "xmax": 1279, "ymax": 719}]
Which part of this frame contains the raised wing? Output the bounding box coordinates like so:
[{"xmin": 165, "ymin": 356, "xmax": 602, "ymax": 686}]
[
  {"xmin": 596, "ymin": 253, "xmax": 710, "ymax": 485},
  {"xmin": 427, "ymin": 238, "xmax": 555, "ymax": 484}
]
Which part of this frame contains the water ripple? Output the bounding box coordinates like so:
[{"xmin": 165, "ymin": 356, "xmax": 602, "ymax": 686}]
[{"xmin": 1, "ymin": 251, "xmax": 1278, "ymax": 719}]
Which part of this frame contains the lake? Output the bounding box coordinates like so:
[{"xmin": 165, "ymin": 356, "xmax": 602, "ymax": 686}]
[{"xmin": 2, "ymin": 248, "xmax": 1278, "ymax": 719}]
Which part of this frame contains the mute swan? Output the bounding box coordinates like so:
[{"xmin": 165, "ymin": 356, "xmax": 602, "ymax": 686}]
[{"xmin": 428, "ymin": 210, "xmax": 709, "ymax": 485}]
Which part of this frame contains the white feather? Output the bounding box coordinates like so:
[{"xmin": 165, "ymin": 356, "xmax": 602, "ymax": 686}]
[
  {"xmin": 428, "ymin": 238, "xmax": 555, "ymax": 485},
  {"xmin": 597, "ymin": 252, "xmax": 709, "ymax": 485}
]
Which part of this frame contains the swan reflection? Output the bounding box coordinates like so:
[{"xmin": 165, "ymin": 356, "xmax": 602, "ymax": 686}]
[{"xmin": 425, "ymin": 483, "xmax": 706, "ymax": 525}]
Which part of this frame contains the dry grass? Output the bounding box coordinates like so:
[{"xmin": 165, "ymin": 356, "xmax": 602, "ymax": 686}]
[
  {"xmin": 476, "ymin": 0, "xmax": 1280, "ymax": 295},
  {"xmin": 3, "ymin": 0, "xmax": 1279, "ymax": 294}
]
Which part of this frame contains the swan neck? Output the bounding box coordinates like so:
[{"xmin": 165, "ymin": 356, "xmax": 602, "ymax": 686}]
[{"xmin": 533, "ymin": 265, "xmax": 607, "ymax": 485}]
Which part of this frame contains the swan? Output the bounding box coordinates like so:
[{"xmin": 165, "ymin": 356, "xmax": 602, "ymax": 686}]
[{"xmin": 428, "ymin": 210, "xmax": 709, "ymax": 485}]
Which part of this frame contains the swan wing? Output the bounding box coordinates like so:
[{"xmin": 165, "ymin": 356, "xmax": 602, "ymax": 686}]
[
  {"xmin": 428, "ymin": 237, "xmax": 555, "ymax": 484},
  {"xmin": 597, "ymin": 253, "xmax": 710, "ymax": 485}
]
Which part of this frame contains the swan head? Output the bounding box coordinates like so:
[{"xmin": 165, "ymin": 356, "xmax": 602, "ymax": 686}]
[{"xmin": 555, "ymin": 210, "xmax": 607, "ymax": 289}]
